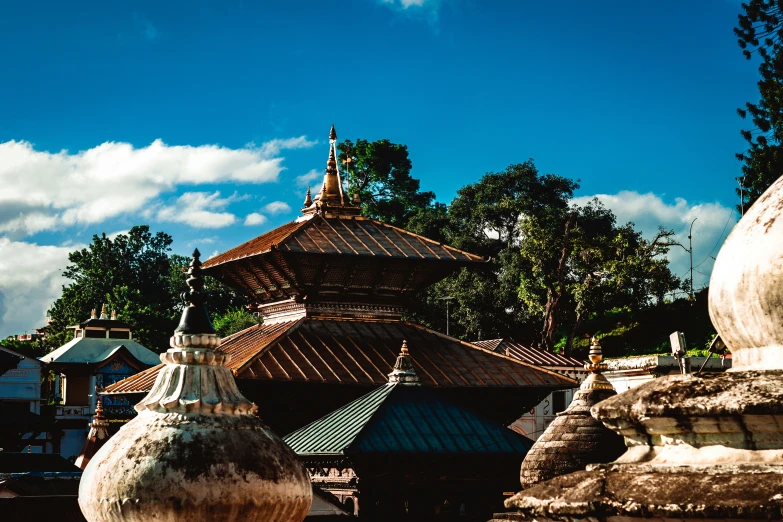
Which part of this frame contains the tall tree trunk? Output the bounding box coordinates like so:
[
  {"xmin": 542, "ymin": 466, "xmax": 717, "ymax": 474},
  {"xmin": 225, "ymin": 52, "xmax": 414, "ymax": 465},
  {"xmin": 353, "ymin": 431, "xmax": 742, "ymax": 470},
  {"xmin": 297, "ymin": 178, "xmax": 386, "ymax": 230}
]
[
  {"xmin": 540, "ymin": 213, "xmax": 575, "ymax": 352},
  {"xmin": 564, "ymin": 310, "xmax": 583, "ymax": 357}
]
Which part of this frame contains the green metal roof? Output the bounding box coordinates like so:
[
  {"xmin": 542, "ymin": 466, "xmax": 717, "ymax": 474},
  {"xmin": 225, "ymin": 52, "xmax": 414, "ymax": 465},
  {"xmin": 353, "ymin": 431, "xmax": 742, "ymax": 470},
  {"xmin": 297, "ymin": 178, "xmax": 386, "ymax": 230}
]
[{"xmin": 284, "ymin": 383, "xmax": 532, "ymax": 457}]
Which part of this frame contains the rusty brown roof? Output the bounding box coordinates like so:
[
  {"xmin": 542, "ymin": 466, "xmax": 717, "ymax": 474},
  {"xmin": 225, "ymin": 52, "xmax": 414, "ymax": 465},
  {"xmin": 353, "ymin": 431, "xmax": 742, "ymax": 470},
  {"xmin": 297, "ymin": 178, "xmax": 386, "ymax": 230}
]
[
  {"xmin": 202, "ymin": 214, "xmax": 484, "ymax": 269},
  {"xmin": 473, "ymin": 339, "xmax": 583, "ymax": 368},
  {"xmin": 105, "ymin": 320, "xmax": 577, "ymax": 395},
  {"xmin": 202, "ymin": 219, "xmax": 309, "ymax": 268}
]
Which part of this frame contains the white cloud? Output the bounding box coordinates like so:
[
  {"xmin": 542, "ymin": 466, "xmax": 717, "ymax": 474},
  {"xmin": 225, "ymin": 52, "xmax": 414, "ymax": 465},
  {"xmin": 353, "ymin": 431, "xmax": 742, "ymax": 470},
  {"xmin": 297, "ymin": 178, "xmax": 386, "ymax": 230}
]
[
  {"xmin": 259, "ymin": 137, "xmax": 317, "ymax": 157},
  {"xmin": 295, "ymin": 168, "xmax": 321, "ymax": 188},
  {"xmin": 0, "ymin": 238, "xmax": 81, "ymax": 338},
  {"xmin": 244, "ymin": 213, "xmax": 268, "ymax": 226},
  {"xmin": 186, "ymin": 236, "xmax": 218, "ymax": 248},
  {"xmin": 263, "ymin": 201, "xmax": 292, "ymax": 215},
  {"xmin": 381, "ymin": 0, "xmax": 429, "ymax": 7},
  {"xmin": 154, "ymin": 191, "xmax": 242, "ymax": 229},
  {"xmin": 572, "ymin": 191, "xmax": 738, "ymax": 293},
  {"xmin": 0, "ymin": 136, "xmax": 315, "ymax": 238}
]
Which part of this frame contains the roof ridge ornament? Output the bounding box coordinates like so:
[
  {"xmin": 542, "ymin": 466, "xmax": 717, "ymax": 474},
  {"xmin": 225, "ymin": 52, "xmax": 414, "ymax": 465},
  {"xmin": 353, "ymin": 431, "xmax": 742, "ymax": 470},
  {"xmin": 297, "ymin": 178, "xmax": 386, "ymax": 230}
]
[
  {"xmin": 388, "ymin": 340, "xmax": 421, "ymax": 385},
  {"xmin": 99, "ymin": 304, "xmax": 108, "ymax": 320},
  {"xmin": 78, "ymin": 249, "xmax": 312, "ymax": 522}
]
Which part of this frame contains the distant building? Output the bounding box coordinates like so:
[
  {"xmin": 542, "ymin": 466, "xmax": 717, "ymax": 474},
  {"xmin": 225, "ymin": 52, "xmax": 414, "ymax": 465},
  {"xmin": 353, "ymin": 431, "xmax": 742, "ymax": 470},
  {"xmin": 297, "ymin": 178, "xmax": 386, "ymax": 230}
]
[
  {"xmin": 473, "ymin": 339, "xmax": 585, "ymax": 440},
  {"xmin": 0, "ymin": 346, "xmax": 52, "ymax": 453},
  {"xmin": 39, "ymin": 306, "xmax": 159, "ymax": 459},
  {"xmin": 15, "ymin": 328, "xmax": 47, "ymax": 342}
]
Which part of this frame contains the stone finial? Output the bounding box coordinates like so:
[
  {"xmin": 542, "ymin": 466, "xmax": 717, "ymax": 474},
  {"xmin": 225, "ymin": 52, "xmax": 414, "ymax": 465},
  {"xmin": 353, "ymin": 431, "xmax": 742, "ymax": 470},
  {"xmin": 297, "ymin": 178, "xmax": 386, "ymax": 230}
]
[
  {"xmin": 303, "ymin": 186, "xmax": 313, "ymax": 208},
  {"xmin": 78, "ymin": 249, "xmax": 312, "ymax": 522},
  {"xmin": 580, "ymin": 337, "xmax": 614, "ymax": 391},
  {"xmin": 174, "ymin": 249, "xmax": 215, "ymax": 336},
  {"xmin": 388, "ymin": 340, "xmax": 421, "ymax": 385},
  {"xmin": 99, "ymin": 304, "xmax": 108, "ymax": 320}
]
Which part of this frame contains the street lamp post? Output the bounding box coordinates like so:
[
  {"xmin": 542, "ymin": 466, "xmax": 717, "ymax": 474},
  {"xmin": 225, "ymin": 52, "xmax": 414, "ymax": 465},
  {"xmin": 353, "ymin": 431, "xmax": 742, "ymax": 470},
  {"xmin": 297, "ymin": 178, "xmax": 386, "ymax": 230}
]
[{"xmin": 437, "ymin": 296, "xmax": 455, "ymax": 336}]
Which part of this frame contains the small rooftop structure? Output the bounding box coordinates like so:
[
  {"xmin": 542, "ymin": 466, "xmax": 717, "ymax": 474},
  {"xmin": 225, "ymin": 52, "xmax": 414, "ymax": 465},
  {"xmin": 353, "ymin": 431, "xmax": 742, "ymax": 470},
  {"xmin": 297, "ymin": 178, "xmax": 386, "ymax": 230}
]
[
  {"xmin": 285, "ymin": 341, "xmax": 533, "ymax": 520},
  {"xmin": 74, "ymin": 389, "xmax": 109, "ymax": 470}
]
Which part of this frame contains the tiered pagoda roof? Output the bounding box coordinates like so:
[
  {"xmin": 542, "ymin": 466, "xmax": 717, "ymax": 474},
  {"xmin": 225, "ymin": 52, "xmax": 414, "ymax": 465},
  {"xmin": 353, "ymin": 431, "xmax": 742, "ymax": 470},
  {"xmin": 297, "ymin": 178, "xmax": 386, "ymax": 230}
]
[
  {"xmin": 105, "ymin": 126, "xmax": 578, "ymax": 414},
  {"xmin": 201, "ymin": 125, "xmax": 484, "ymax": 311},
  {"xmin": 105, "ymin": 319, "xmax": 575, "ymax": 393}
]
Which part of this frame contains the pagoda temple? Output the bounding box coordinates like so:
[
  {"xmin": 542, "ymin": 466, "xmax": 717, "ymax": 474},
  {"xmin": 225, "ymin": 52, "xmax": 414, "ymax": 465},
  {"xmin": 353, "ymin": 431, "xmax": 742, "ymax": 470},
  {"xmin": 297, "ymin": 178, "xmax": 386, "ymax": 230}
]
[{"xmin": 105, "ymin": 125, "xmax": 577, "ymax": 434}]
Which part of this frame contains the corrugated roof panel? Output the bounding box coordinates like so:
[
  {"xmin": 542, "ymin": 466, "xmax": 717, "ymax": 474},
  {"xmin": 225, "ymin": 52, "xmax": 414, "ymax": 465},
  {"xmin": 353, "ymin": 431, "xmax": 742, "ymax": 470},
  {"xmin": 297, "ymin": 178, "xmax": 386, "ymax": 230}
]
[
  {"xmin": 105, "ymin": 319, "xmax": 579, "ymax": 395},
  {"xmin": 285, "ymin": 384, "xmax": 394, "ymax": 455},
  {"xmin": 203, "ymin": 215, "xmax": 484, "ymax": 270},
  {"xmin": 285, "ymin": 384, "xmax": 533, "ymax": 457},
  {"xmin": 472, "ymin": 339, "xmax": 583, "ymax": 368}
]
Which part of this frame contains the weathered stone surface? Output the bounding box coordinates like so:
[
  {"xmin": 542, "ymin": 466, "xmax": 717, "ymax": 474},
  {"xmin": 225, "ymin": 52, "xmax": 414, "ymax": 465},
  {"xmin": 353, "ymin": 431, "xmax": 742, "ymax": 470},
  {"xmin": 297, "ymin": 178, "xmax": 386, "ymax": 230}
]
[
  {"xmin": 504, "ymin": 465, "xmax": 783, "ymax": 520},
  {"xmin": 709, "ymin": 175, "xmax": 783, "ymax": 371}
]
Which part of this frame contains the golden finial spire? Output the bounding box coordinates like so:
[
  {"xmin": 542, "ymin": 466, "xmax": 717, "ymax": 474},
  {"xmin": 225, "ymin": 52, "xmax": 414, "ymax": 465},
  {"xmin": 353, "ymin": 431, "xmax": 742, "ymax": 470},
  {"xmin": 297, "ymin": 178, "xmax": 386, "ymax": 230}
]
[
  {"xmin": 318, "ymin": 124, "xmax": 345, "ymax": 206},
  {"xmin": 303, "ymin": 186, "xmax": 312, "ymax": 208},
  {"xmin": 581, "ymin": 336, "xmax": 614, "ymax": 391}
]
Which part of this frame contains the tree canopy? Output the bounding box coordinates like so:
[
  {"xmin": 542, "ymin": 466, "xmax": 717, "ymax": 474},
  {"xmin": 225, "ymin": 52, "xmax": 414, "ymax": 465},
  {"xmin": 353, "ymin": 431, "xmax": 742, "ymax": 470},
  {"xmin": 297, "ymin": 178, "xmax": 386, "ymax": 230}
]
[
  {"xmin": 735, "ymin": 0, "xmax": 783, "ymax": 210},
  {"xmin": 337, "ymin": 138, "xmax": 435, "ymax": 227},
  {"xmin": 45, "ymin": 227, "xmax": 246, "ymax": 352}
]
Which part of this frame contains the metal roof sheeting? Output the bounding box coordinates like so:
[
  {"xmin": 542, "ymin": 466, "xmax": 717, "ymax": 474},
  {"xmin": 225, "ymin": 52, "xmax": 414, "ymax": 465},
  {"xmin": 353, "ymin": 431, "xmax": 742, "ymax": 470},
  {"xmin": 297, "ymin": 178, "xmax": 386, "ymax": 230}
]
[
  {"xmin": 105, "ymin": 319, "xmax": 578, "ymax": 395},
  {"xmin": 473, "ymin": 339, "xmax": 583, "ymax": 368},
  {"xmin": 202, "ymin": 215, "xmax": 484, "ymax": 270},
  {"xmin": 284, "ymin": 384, "xmax": 533, "ymax": 456}
]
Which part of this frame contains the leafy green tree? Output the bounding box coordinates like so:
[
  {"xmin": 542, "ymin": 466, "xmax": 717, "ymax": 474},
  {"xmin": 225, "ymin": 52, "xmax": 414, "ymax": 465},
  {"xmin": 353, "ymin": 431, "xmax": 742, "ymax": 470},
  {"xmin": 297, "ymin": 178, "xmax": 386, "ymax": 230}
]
[
  {"xmin": 337, "ymin": 139, "xmax": 435, "ymax": 227},
  {"xmin": 410, "ymin": 162, "xmax": 579, "ymax": 342},
  {"xmin": 211, "ymin": 307, "xmax": 261, "ymax": 338},
  {"xmin": 735, "ymin": 0, "xmax": 783, "ymax": 210},
  {"xmin": 0, "ymin": 337, "xmax": 48, "ymax": 359},
  {"xmin": 46, "ymin": 226, "xmax": 181, "ymax": 351}
]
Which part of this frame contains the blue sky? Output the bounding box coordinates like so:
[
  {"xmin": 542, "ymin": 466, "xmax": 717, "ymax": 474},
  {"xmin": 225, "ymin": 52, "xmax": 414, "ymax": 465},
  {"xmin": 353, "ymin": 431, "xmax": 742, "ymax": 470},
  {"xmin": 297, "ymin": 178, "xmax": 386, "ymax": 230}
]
[{"xmin": 0, "ymin": 0, "xmax": 756, "ymax": 337}]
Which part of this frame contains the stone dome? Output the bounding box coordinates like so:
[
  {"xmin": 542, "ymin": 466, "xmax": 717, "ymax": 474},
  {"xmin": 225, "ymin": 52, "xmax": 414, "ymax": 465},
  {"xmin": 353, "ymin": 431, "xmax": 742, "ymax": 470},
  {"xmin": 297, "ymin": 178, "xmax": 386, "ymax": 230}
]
[
  {"xmin": 519, "ymin": 338, "xmax": 624, "ymax": 488},
  {"xmin": 78, "ymin": 250, "xmax": 312, "ymax": 522},
  {"xmin": 709, "ymin": 175, "xmax": 783, "ymax": 370}
]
